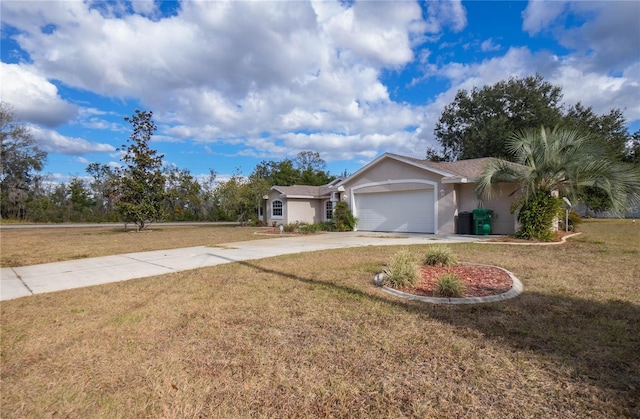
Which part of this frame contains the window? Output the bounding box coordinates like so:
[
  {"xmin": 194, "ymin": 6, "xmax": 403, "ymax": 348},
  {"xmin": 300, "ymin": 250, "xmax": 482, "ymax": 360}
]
[
  {"xmin": 325, "ymin": 201, "xmax": 333, "ymax": 221},
  {"xmin": 272, "ymin": 200, "xmax": 283, "ymax": 218}
]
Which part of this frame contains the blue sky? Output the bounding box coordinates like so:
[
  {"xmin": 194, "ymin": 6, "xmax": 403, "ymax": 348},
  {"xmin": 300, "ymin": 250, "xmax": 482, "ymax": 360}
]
[{"xmin": 1, "ymin": 0, "xmax": 639, "ymax": 184}]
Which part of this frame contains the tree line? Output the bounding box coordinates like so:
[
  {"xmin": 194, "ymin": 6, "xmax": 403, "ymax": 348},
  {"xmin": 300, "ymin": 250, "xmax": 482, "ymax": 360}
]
[{"xmin": 0, "ymin": 105, "xmax": 336, "ymax": 229}]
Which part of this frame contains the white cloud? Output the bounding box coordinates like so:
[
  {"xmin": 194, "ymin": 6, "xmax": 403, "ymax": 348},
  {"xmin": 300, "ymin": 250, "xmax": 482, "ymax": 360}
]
[
  {"xmin": 480, "ymin": 38, "xmax": 501, "ymax": 52},
  {"xmin": 29, "ymin": 126, "xmax": 116, "ymax": 155},
  {"xmin": 423, "ymin": 0, "xmax": 467, "ymax": 34},
  {"xmin": 523, "ymin": 1, "xmax": 640, "ymax": 72},
  {"xmin": 313, "ymin": 0, "xmax": 424, "ymax": 67},
  {"xmin": 130, "ymin": 0, "xmax": 159, "ymax": 17},
  {"xmin": 522, "ymin": 0, "xmax": 568, "ymax": 35},
  {"xmin": 0, "ymin": 0, "xmax": 453, "ymax": 164},
  {"xmin": 550, "ymin": 64, "xmax": 640, "ymax": 121},
  {"xmin": 2, "ymin": 0, "xmax": 637, "ymax": 173},
  {"xmin": 0, "ymin": 63, "xmax": 78, "ymax": 126}
]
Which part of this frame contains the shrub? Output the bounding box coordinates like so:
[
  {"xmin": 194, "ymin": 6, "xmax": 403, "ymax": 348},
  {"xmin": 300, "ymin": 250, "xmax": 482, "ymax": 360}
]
[
  {"xmin": 282, "ymin": 223, "xmax": 297, "ymax": 233},
  {"xmin": 318, "ymin": 221, "xmax": 335, "ymax": 232},
  {"xmin": 515, "ymin": 190, "xmax": 563, "ymax": 241},
  {"xmin": 436, "ymin": 273, "xmax": 466, "ymax": 298},
  {"xmin": 333, "ymin": 201, "xmax": 358, "ymax": 231},
  {"xmin": 568, "ymin": 211, "xmax": 582, "ymax": 231},
  {"xmin": 423, "ymin": 245, "xmax": 458, "ymax": 267},
  {"xmin": 298, "ymin": 223, "xmax": 321, "ymax": 234},
  {"xmin": 383, "ymin": 249, "xmax": 419, "ymax": 288}
]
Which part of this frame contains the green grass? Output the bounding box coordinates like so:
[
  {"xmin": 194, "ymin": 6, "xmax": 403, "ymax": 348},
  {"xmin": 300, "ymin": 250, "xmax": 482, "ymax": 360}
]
[{"xmin": 1, "ymin": 219, "xmax": 639, "ymax": 417}]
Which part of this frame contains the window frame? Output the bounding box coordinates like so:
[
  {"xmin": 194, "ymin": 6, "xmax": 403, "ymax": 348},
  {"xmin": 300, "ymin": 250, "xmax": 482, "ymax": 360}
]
[
  {"xmin": 325, "ymin": 200, "xmax": 334, "ymax": 221},
  {"xmin": 271, "ymin": 200, "xmax": 283, "ymax": 219}
]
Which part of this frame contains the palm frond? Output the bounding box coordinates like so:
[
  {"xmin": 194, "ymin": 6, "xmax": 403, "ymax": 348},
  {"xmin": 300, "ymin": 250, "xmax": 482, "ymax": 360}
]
[
  {"xmin": 476, "ymin": 159, "xmax": 526, "ymax": 201},
  {"xmin": 484, "ymin": 125, "xmax": 640, "ymax": 215}
]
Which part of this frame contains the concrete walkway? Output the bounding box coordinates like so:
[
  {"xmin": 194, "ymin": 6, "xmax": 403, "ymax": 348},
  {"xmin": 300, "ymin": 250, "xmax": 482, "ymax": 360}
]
[{"xmin": 1, "ymin": 232, "xmax": 484, "ymax": 301}]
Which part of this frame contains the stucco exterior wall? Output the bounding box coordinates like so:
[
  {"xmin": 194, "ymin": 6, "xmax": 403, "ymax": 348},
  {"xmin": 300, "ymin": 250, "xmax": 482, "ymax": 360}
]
[
  {"xmin": 457, "ymin": 182, "xmax": 518, "ymax": 234},
  {"xmin": 438, "ymin": 183, "xmax": 457, "ymax": 234},
  {"xmin": 265, "ymin": 189, "xmax": 325, "ymax": 226},
  {"xmin": 345, "ymin": 158, "xmax": 444, "ymax": 187},
  {"xmin": 286, "ymin": 199, "xmax": 321, "ymax": 224}
]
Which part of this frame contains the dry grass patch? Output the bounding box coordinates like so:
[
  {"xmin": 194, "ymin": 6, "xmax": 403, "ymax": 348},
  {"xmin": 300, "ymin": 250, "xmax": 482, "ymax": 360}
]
[
  {"xmin": 0, "ymin": 224, "xmax": 270, "ymax": 266},
  {"xmin": 1, "ymin": 220, "xmax": 639, "ymax": 417}
]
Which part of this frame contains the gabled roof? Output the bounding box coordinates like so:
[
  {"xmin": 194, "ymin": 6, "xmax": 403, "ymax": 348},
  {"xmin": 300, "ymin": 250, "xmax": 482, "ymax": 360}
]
[
  {"xmin": 271, "ymin": 179, "xmax": 343, "ymax": 199},
  {"xmin": 423, "ymin": 157, "xmax": 513, "ymax": 183},
  {"xmin": 344, "ymin": 152, "xmax": 522, "ymax": 184}
]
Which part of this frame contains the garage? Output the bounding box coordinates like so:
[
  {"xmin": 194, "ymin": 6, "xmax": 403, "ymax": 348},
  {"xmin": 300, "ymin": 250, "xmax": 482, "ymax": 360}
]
[{"xmin": 354, "ymin": 189, "xmax": 435, "ymax": 233}]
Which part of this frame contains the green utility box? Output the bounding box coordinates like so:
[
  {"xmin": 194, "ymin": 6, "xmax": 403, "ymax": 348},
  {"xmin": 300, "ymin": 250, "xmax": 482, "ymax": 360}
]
[{"xmin": 472, "ymin": 209, "xmax": 494, "ymax": 235}]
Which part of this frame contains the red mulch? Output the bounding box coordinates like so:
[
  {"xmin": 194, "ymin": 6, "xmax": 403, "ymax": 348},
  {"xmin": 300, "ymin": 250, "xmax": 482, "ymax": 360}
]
[{"xmin": 397, "ymin": 264, "xmax": 513, "ymax": 298}]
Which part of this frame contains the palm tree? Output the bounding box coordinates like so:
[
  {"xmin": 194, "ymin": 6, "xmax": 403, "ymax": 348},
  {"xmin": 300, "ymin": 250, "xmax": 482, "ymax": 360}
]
[{"xmin": 477, "ymin": 126, "xmax": 640, "ymax": 240}]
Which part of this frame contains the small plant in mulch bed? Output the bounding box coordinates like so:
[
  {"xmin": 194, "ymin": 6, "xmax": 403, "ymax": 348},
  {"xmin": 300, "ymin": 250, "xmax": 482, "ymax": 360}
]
[
  {"xmin": 423, "ymin": 245, "xmax": 458, "ymax": 267},
  {"xmin": 568, "ymin": 211, "xmax": 582, "ymax": 232},
  {"xmin": 382, "ymin": 249, "xmax": 419, "ymax": 288},
  {"xmin": 436, "ymin": 273, "xmax": 466, "ymax": 298},
  {"xmin": 282, "ymin": 223, "xmax": 297, "ymax": 233}
]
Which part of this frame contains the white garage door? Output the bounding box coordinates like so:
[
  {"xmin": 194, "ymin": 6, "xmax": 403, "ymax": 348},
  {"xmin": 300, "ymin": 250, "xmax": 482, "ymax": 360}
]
[{"xmin": 355, "ymin": 189, "xmax": 435, "ymax": 233}]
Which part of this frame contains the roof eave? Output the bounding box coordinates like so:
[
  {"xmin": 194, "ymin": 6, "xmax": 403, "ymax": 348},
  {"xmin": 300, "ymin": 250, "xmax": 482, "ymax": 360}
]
[
  {"xmin": 342, "ymin": 152, "xmax": 457, "ymax": 184},
  {"xmin": 284, "ymin": 194, "xmax": 329, "ymax": 199},
  {"xmin": 442, "ymin": 177, "xmax": 472, "ymax": 184}
]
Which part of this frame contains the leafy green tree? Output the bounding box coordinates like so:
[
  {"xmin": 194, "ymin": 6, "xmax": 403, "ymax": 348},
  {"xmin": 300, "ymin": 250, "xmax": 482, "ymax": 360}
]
[
  {"xmin": 623, "ymin": 129, "xmax": 640, "ymax": 164},
  {"xmin": 251, "ymin": 159, "xmax": 300, "ymax": 186},
  {"xmin": 24, "ymin": 175, "xmax": 54, "ymax": 222},
  {"xmin": 163, "ymin": 166, "xmax": 202, "ymax": 221},
  {"xmin": 213, "ymin": 170, "xmax": 252, "ymax": 223},
  {"xmin": 68, "ymin": 177, "xmax": 95, "ymax": 221},
  {"xmin": 250, "ymin": 151, "xmax": 334, "ymax": 187},
  {"xmin": 48, "ymin": 182, "xmax": 69, "ymax": 222},
  {"xmin": 115, "ymin": 110, "xmax": 166, "ymax": 231},
  {"xmin": 563, "ymin": 103, "xmax": 629, "ymax": 160},
  {"xmin": 562, "ymin": 104, "xmax": 633, "ymax": 212},
  {"xmin": 199, "ymin": 169, "xmax": 219, "ymax": 221},
  {"xmin": 86, "ymin": 162, "xmax": 120, "ymax": 221},
  {"xmin": 477, "ymin": 126, "xmax": 640, "ymax": 241},
  {"xmin": 294, "ymin": 151, "xmax": 334, "ymax": 185},
  {"xmin": 434, "ymin": 74, "xmax": 564, "ymax": 161},
  {"xmin": 0, "ymin": 102, "xmax": 47, "ymax": 220}
]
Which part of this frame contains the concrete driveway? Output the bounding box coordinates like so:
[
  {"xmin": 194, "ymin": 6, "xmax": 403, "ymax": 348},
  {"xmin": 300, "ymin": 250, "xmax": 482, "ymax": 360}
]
[{"xmin": 1, "ymin": 232, "xmax": 484, "ymax": 301}]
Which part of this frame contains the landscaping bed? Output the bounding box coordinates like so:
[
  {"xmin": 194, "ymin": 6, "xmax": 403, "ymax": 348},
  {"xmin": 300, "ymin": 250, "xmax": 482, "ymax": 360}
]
[{"xmin": 397, "ymin": 263, "xmax": 513, "ymax": 298}]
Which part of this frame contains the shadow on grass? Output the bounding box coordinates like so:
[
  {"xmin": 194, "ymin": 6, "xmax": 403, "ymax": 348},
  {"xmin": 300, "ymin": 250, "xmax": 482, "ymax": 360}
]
[{"xmin": 235, "ymin": 259, "xmax": 640, "ymax": 415}]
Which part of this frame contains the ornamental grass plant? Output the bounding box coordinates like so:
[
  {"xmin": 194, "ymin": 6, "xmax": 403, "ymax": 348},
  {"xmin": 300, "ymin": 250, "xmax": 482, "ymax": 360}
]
[
  {"xmin": 423, "ymin": 245, "xmax": 458, "ymax": 267},
  {"xmin": 382, "ymin": 249, "xmax": 419, "ymax": 288},
  {"xmin": 436, "ymin": 273, "xmax": 466, "ymax": 297}
]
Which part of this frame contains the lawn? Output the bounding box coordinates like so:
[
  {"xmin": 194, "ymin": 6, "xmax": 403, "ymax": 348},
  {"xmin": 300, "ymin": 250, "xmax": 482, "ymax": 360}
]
[
  {"xmin": 1, "ymin": 220, "xmax": 639, "ymax": 417},
  {"xmin": 0, "ymin": 224, "xmax": 270, "ymax": 267}
]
